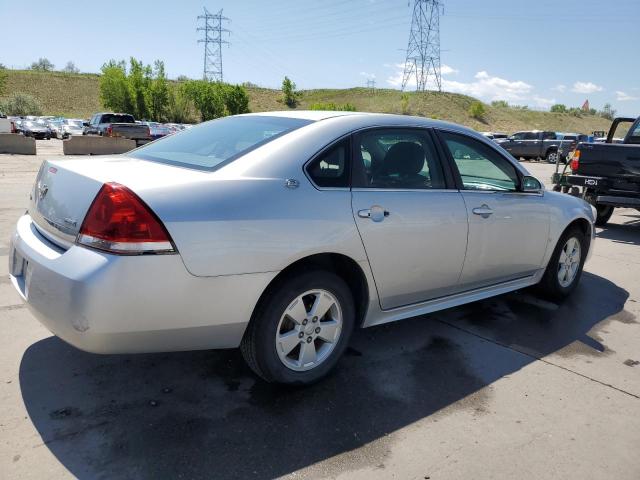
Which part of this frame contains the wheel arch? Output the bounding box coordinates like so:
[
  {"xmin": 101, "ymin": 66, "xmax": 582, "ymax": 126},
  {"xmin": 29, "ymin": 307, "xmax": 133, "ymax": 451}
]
[{"xmin": 250, "ymin": 253, "xmax": 370, "ymax": 329}]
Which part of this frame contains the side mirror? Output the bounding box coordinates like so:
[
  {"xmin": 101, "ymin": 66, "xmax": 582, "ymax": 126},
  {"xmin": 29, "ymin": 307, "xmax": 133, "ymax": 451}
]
[
  {"xmin": 83, "ymin": 121, "xmax": 89, "ymax": 127},
  {"xmin": 522, "ymin": 175, "xmax": 543, "ymax": 193}
]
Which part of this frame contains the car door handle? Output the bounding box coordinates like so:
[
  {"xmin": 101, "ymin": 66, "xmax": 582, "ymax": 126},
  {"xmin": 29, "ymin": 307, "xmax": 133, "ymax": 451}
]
[
  {"xmin": 358, "ymin": 206, "xmax": 389, "ymax": 222},
  {"xmin": 472, "ymin": 205, "xmax": 493, "ymax": 218}
]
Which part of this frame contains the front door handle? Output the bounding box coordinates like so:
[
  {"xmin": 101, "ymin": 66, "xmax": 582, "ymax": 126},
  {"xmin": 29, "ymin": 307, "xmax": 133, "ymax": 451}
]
[
  {"xmin": 472, "ymin": 205, "xmax": 493, "ymax": 218},
  {"xmin": 358, "ymin": 205, "xmax": 389, "ymax": 222}
]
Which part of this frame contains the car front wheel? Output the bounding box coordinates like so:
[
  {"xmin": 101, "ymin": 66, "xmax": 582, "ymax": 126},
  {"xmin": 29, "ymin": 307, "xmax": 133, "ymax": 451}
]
[
  {"xmin": 545, "ymin": 150, "xmax": 559, "ymax": 164},
  {"xmin": 538, "ymin": 226, "xmax": 587, "ymax": 300},
  {"xmin": 241, "ymin": 270, "xmax": 355, "ymax": 385}
]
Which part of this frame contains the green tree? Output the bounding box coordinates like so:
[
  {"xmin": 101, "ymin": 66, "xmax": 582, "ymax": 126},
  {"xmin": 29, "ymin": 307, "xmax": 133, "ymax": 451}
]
[
  {"xmin": 128, "ymin": 58, "xmax": 152, "ymax": 119},
  {"xmin": 550, "ymin": 104, "xmax": 567, "ymax": 113},
  {"xmin": 223, "ymin": 84, "xmax": 250, "ymax": 115},
  {"xmin": 148, "ymin": 60, "xmax": 170, "ymax": 121},
  {"xmin": 0, "ymin": 92, "xmax": 43, "ymax": 116},
  {"xmin": 469, "ymin": 101, "xmax": 486, "ymax": 120},
  {"xmin": 30, "ymin": 58, "xmax": 54, "ymax": 71},
  {"xmin": 99, "ymin": 60, "xmax": 133, "ymax": 114},
  {"xmin": 182, "ymin": 80, "xmax": 226, "ymax": 121},
  {"xmin": 281, "ymin": 76, "xmax": 298, "ymax": 108},
  {"xmin": 491, "ymin": 100, "xmax": 509, "ymax": 108},
  {"xmin": 62, "ymin": 61, "xmax": 79, "ymax": 74},
  {"xmin": 166, "ymin": 84, "xmax": 195, "ymax": 123}
]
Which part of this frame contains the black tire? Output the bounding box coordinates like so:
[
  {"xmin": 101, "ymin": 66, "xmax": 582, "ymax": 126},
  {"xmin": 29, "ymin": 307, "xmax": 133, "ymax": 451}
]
[
  {"xmin": 538, "ymin": 226, "xmax": 587, "ymax": 301},
  {"xmin": 241, "ymin": 270, "xmax": 355, "ymax": 385},
  {"xmin": 594, "ymin": 205, "xmax": 614, "ymax": 226},
  {"xmin": 545, "ymin": 149, "xmax": 559, "ymax": 164}
]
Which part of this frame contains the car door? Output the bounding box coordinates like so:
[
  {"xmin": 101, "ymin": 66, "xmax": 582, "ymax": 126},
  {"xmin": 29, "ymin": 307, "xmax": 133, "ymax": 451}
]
[
  {"xmin": 502, "ymin": 132, "xmax": 526, "ymax": 157},
  {"xmin": 521, "ymin": 131, "xmax": 542, "ymax": 157},
  {"xmin": 351, "ymin": 128, "xmax": 468, "ymax": 310},
  {"xmin": 436, "ymin": 130, "xmax": 550, "ymax": 290}
]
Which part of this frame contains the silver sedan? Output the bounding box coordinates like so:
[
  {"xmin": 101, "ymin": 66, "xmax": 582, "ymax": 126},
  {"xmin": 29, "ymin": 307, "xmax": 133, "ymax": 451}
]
[{"xmin": 9, "ymin": 112, "xmax": 595, "ymax": 385}]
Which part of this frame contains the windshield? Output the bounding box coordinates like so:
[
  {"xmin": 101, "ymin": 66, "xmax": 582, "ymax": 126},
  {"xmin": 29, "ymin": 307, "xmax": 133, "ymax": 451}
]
[{"xmin": 129, "ymin": 115, "xmax": 313, "ymax": 171}]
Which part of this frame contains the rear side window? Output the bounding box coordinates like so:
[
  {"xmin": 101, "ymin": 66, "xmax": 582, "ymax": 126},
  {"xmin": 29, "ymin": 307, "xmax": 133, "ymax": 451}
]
[
  {"xmin": 306, "ymin": 138, "xmax": 350, "ymax": 188},
  {"xmin": 101, "ymin": 114, "xmax": 135, "ymax": 123},
  {"xmin": 523, "ymin": 132, "xmax": 539, "ymax": 140},
  {"xmin": 628, "ymin": 122, "xmax": 640, "ymax": 144},
  {"xmin": 130, "ymin": 116, "xmax": 313, "ymax": 171}
]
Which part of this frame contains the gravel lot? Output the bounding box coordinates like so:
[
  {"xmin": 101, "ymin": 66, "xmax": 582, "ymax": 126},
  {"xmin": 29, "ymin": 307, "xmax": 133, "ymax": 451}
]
[{"xmin": 1, "ymin": 141, "xmax": 639, "ymax": 480}]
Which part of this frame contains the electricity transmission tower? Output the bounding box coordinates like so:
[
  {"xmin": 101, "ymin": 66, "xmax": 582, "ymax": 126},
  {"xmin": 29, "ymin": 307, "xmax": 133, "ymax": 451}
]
[
  {"xmin": 197, "ymin": 8, "xmax": 230, "ymax": 82},
  {"xmin": 366, "ymin": 78, "xmax": 376, "ymax": 93},
  {"xmin": 401, "ymin": 0, "xmax": 443, "ymax": 92}
]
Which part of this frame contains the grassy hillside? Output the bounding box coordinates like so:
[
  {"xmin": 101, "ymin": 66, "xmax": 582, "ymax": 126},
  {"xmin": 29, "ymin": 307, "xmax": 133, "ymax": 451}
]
[{"xmin": 2, "ymin": 69, "xmax": 613, "ymax": 134}]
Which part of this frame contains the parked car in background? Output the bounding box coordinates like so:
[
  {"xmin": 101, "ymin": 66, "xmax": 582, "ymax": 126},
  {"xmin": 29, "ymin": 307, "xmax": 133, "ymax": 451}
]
[
  {"xmin": 555, "ymin": 133, "xmax": 590, "ymax": 163},
  {"xmin": 480, "ymin": 131, "xmax": 508, "ymax": 141},
  {"xmin": 142, "ymin": 121, "xmax": 173, "ymax": 140},
  {"xmin": 497, "ymin": 130, "xmax": 569, "ymax": 163},
  {"xmin": 62, "ymin": 118, "xmax": 85, "ymax": 137},
  {"xmin": 46, "ymin": 119, "xmax": 66, "ymax": 139},
  {"xmin": 83, "ymin": 112, "xmax": 152, "ymax": 146},
  {"xmin": 21, "ymin": 120, "xmax": 51, "ymax": 140},
  {"xmin": 566, "ymin": 116, "xmax": 640, "ymax": 225},
  {"xmin": 9, "ymin": 112, "xmax": 595, "ymax": 385}
]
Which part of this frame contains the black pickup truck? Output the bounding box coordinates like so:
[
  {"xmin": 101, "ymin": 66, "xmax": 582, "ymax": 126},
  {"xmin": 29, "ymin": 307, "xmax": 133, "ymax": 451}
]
[
  {"xmin": 83, "ymin": 112, "xmax": 152, "ymax": 146},
  {"xmin": 566, "ymin": 116, "xmax": 640, "ymax": 225},
  {"xmin": 497, "ymin": 130, "xmax": 574, "ymax": 163}
]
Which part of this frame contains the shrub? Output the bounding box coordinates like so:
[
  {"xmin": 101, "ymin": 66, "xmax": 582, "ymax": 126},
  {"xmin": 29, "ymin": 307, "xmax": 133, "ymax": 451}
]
[
  {"xmin": 0, "ymin": 67, "xmax": 6, "ymax": 96},
  {"xmin": 223, "ymin": 84, "xmax": 250, "ymax": 115},
  {"xmin": 400, "ymin": 93, "xmax": 410, "ymax": 114},
  {"xmin": 550, "ymin": 104, "xmax": 567, "ymax": 113},
  {"xmin": 469, "ymin": 101, "xmax": 486, "ymax": 119},
  {"xmin": 0, "ymin": 92, "xmax": 43, "ymax": 116},
  {"xmin": 309, "ymin": 102, "xmax": 356, "ymax": 111},
  {"xmin": 491, "ymin": 100, "xmax": 509, "ymax": 108},
  {"xmin": 63, "ymin": 61, "xmax": 79, "ymax": 74},
  {"xmin": 599, "ymin": 103, "xmax": 616, "ymax": 120}
]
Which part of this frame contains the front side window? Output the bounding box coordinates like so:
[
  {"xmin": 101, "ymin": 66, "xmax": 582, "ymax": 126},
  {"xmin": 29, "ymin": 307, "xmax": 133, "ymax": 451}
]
[
  {"xmin": 523, "ymin": 132, "xmax": 539, "ymax": 140},
  {"xmin": 439, "ymin": 131, "xmax": 519, "ymax": 192},
  {"xmin": 511, "ymin": 132, "xmax": 525, "ymax": 140},
  {"xmin": 306, "ymin": 138, "xmax": 350, "ymax": 188},
  {"xmin": 130, "ymin": 115, "xmax": 313, "ymax": 171},
  {"xmin": 353, "ymin": 129, "xmax": 445, "ymax": 189}
]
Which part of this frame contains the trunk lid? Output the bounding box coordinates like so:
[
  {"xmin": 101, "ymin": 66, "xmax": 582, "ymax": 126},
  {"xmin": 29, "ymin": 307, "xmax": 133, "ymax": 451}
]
[{"xmin": 29, "ymin": 156, "xmax": 207, "ymax": 249}]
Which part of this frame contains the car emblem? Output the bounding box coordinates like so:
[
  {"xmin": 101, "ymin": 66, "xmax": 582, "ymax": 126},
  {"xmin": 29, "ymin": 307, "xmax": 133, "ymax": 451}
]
[{"xmin": 37, "ymin": 183, "xmax": 48, "ymax": 199}]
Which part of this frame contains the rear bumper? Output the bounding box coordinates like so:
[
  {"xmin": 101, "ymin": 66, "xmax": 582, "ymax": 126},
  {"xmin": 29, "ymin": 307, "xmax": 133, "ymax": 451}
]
[
  {"xmin": 9, "ymin": 214, "xmax": 277, "ymax": 354},
  {"xmin": 596, "ymin": 195, "xmax": 640, "ymax": 208}
]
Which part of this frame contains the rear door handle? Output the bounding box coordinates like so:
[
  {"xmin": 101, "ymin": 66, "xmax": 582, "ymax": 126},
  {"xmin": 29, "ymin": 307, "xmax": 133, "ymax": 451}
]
[
  {"xmin": 472, "ymin": 205, "xmax": 493, "ymax": 218},
  {"xmin": 358, "ymin": 206, "xmax": 389, "ymax": 222}
]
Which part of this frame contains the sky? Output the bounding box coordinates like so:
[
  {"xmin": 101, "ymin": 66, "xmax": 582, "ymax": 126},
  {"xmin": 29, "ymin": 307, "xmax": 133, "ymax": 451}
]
[{"xmin": 1, "ymin": 0, "xmax": 639, "ymax": 114}]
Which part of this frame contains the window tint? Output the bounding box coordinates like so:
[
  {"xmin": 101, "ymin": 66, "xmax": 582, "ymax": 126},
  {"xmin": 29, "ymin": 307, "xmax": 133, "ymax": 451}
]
[
  {"xmin": 542, "ymin": 131, "xmax": 557, "ymax": 140},
  {"xmin": 130, "ymin": 115, "xmax": 313, "ymax": 171},
  {"xmin": 628, "ymin": 122, "xmax": 640, "ymax": 144},
  {"xmin": 511, "ymin": 132, "xmax": 525, "ymax": 140},
  {"xmin": 523, "ymin": 132, "xmax": 539, "ymax": 140},
  {"xmin": 306, "ymin": 139, "xmax": 350, "ymax": 188},
  {"xmin": 440, "ymin": 131, "xmax": 519, "ymax": 192},
  {"xmin": 353, "ymin": 129, "xmax": 445, "ymax": 189}
]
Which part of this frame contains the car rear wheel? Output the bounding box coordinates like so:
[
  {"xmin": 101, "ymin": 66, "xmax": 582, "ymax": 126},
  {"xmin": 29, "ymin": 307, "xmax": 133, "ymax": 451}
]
[
  {"xmin": 538, "ymin": 226, "xmax": 587, "ymax": 300},
  {"xmin": 241, "ymin": 270, "xmax": 355, "ymax": 385},
  {"xmin": 545, "ymin": 149, "xmax": 559, "ymax": 164},
  {"xmin": 594, "ymin": 205, "xmax": 614, "ymax": 226}
]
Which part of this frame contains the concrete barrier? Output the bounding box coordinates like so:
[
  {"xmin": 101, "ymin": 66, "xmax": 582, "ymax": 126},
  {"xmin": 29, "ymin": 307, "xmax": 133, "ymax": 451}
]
[
  {"xmin": 63, "ymin": 136, "xmax": 137, "ymax": 155},
  {"xmin": 0, "ymin": 134, "xmax": 36, "ymax": 155}
]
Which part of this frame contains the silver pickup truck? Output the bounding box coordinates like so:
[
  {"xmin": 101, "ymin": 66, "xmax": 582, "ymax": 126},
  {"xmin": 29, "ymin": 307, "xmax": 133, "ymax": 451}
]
[{"xmin": 83, "ymin": 112, "xmax": 152, "ymax": 146}]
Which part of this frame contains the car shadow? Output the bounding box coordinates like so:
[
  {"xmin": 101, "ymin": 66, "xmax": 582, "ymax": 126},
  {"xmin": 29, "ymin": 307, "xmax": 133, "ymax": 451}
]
[
  {"xmin": 597, "ymin": 211, "xmax": 640, "ymax": 245},
  {"xmin": 19, "ymin": 272, "xmax": 628, "ymax": 479}
]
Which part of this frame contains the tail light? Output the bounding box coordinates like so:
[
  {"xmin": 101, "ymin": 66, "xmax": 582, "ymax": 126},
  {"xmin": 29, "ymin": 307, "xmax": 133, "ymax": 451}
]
[
  {"xmin": 10, "ymin": 121, "xmax": 16, "ymax": 133},
  {"xmin": 106, "ymin": 125, "xmax": 113, "ymax": 136},
  {"xmin": 147, "ymin": 127, "xmax": 151, "ymax": 138},
  {"xmin": 570, "ymin": 149, "xmax": 581, "ymax": 172},
  {"xmin": 77, "ymin": 182, "xmax": 175, "ymax": 254}
]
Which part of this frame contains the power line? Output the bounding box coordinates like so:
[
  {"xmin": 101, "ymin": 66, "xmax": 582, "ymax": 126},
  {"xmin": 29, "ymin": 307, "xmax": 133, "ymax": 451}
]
[
  {"xmin": 401, "ymin": 0, "xmax": 443, "ymax": 92},
  {"xmin": 197, "ymin": 7, "xmax": 230, "ymax": 82}
]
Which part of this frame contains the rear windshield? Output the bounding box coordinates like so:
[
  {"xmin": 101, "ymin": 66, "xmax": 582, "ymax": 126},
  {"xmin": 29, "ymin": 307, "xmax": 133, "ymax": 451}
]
[
  {"xmin": 102, "ymin": 114, "xmax": 135, "ymax": 123},
  {"xmin": 129, "ymin": 115, "xmax": 313, "ymax": 171}
]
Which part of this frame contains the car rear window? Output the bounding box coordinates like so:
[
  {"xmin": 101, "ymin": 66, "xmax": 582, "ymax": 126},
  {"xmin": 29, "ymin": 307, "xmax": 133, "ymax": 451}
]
[
  {"xmin": 129, "ymin": 115, "xmax": 313, "ymax": 171},
  {"xmin": 102, "ymin": 114, "xmax": 135, "ymax": 123}
]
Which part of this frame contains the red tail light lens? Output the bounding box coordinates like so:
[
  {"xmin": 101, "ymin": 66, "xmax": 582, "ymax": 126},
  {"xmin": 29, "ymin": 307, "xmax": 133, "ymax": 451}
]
[
  {"xmin": 570, "ymin": 150, "xmax": 581, "ymax": 172},
  {"xmin": 106, "ymin": 125, "xmax": 113, "ymax": 136},
  {"xmin": 77, "ymin": 182, "xmax": 175, "ymax": 254}
]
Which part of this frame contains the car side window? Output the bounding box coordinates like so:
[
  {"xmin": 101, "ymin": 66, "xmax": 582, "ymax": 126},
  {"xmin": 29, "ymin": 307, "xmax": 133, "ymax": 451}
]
[
  {"xmin": 352, "ymin": 129, "xmax": 446, "ymax": 189},
  {"xmin": 305, "ymin": 138, "xmax": 350, "ymax": 188},
  {"xmin": 542, "ymin": 131, "xmax": 557, "ymax": 140},
  {"xmin": 511, "ymin": 132, "xmax": 525, "ymax": 140},
  {"xmin": 439, "ymin": 131, "xmax": 519, "ymax": 192},
  {"xmin": 523, "ymin": 132, "xmax": 538, "ymax": 140}
]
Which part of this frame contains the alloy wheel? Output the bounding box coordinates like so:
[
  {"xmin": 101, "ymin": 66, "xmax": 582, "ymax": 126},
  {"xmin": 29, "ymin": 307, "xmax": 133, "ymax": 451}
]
[
  {"xmin": 557, "ymin": 237, "xmax": 581, "ymax": 287},
  {"xmin": 275, "ymin": 289, "xmax": 342, "ymax": 371}
]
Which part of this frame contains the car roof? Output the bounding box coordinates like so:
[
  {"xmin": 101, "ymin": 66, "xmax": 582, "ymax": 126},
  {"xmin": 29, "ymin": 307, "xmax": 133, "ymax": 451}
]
[{"xmin": 246, "ymin": 110, "xmax": 370, "ymax": 121}]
